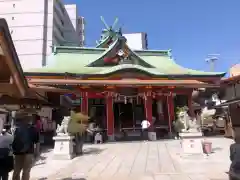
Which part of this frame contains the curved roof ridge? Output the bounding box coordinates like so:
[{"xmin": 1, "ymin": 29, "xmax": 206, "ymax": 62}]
[
  {"xmin": 86, "ymin": 38, "xmax": 119, "ymax": 67},
  {"xmin": 98, "ymin": 64, "xmax": 162, "ymax": 75},
  {"xmin": 170, "ymin": 58, "xmax": 226, "ymax": 75}
]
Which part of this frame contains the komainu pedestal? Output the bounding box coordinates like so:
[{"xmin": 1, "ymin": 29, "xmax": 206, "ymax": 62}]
[
  {"xmin": 53, "ymin": 135, "xmax": 76, "ymax": 160},
  {"xmin": 179, "ymin": 132, "xmax": 203, "ymax": 155}
]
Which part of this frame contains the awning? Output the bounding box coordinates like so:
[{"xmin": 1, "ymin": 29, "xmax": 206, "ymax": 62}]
[
  {"xmin": 0, "ymin": 18, "xmax": 28, "ymax": 97},
  {"xmin": 214, "ymin": 97, "xmax": 240, "ymax": 108}
]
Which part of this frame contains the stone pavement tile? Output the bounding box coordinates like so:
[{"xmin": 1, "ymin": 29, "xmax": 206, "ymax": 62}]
[
  {"xmin": 27, "ymin": 138, "xmax": 232, "ymax": 179},
  {"xmin": 188, "ymin": 174, "xmax": 210, "ymax": 180},
  {"xmin": 117, "ymin": 143, "xmax": 140, "ymax": 175},
  {"xmin": 158, "ymin": 142, "xmax": 181, "ymax": 173},
  {"xmin": 145, "ymin": 142, "xmax": 160, "ymax": 174},
  {"xmin": 87, "ymin": 144, "xmax": 125, "ymax": 178},
  {"xmin": 129, "ymin": 174, "xmax": 154, "ymax": 180},
  {"xmin": 207, "ymin": 172, "xmax": 228, "ymax": 180},
  {"xmin": 44, "ymin": 145, "xmax": 110, "ymax": 179},
  {"xmin": 170, "ymin": 174, "xmax": 191, "ymax": 180},
  {"xmin": 130, "ymin": 142, "xmax": 149, "ymax": 174},
  {"xmin": 154, "ymin": 174, "xmax": 172, "ymax": 180},
  {"xmin": 99, "ymin": 143, "xmax": 130, "ymax": 177}
]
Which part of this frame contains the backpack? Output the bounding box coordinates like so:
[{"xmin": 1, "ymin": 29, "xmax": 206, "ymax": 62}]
[{"xmin": 12, "ymin": 125, "xmax": 31, "ymax": 153}]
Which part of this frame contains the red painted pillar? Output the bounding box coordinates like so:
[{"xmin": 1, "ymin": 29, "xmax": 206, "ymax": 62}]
[
  {"xmin": 188, "ymin": 93, "xmax": 194, "ymax": 117},
  {"xmin": 167, "ymin": 92, "xmax": 174, "ymax": 134},
  {"xmin": 81, "ymin": 92, "xmax": 88, "ymax": 115},
  {"xmin": 106, "ymin": 92, "xmax": 114, "ymax": 141},
  {"xmin": 144, "ymin": 90, "xmax": 153, "ymax": 129}
]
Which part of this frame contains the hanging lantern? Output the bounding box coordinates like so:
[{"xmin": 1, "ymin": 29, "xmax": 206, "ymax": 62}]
[
  {"xmin": 129, "ymin": 98, "xmax": 133, "ymax": 104},
  {"xmin": 152, "ymin": 92, "xmax": 156, "ymax": 99},
  {"xmin": 136, "ymin": 96, "xmax": 139, "ymax": 105},
  {"xmin": 124, "ymin": 96, "xmax": 127, "ymax": 104}
]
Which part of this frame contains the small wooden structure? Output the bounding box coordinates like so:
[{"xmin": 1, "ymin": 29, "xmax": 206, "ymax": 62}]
[{"xmin": 217, "ymin": 75, "xmax": 240, "ymax": 137}]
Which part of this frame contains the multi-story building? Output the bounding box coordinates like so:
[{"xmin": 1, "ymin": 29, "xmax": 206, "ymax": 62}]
[
  {"xmin": 0, "ymin": 0, "xmax": 85, "ymax": 70},
  {"xmin": 77, "ymin": 16, "xmax": 85, "ymax": 47},
  {"xmin": 123, "ymin": 32, "xmax": 148, "ymax": 50},
  {"xmin": 63, "ymin": 4, "xmax": 85, "ymax": 46}
]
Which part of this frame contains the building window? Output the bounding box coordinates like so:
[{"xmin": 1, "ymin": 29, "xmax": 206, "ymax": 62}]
[
  {"xmin": 12, "ymin": 17, "xmax": 15, "ymax": 20},
  {"xmin": 61, "ymin": 20, "xmax": 64, "ymax": 26},
  {"xmin": 10, "ymin": 30, "xmax": 13, "ymax": 34},
  {"xmin": 60, "ymin": 31, "xmax": 64, "ymax": 38},
  {"xmin": 13, "ymin": 4, "xmax": 15, "ymax": 8}
]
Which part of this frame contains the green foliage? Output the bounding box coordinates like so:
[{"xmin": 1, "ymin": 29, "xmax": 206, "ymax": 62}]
[{"xmin": 176, "ymin": 106, "xmax": 189, "ymax": 116}]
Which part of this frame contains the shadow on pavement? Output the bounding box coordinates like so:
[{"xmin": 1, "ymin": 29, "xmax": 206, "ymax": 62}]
[
  {"xmin": 33, "ymin": 147, "xmax": 53, "ymax": 167},
  {"xmin": 38, "ymin": 178, "xmax": 86, "ymax": 180},
  {"xmin": 61, "ymin": 178, "xmax": 86, "ymax": 180},
  {"xmin": 83, "ymin": 147, "xmax": 105, "ymax": 155}
]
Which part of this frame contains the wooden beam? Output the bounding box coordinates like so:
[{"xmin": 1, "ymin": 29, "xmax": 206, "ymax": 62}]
[
  {"xmin": 28, "ymin": 78, "xmax": 219, "ymax": 88},
  {"xmin": 0, "ymin": 83, "xmax": 18, "ymax": 95},
  {"xmin": 0, "ymin": 33, "xmax": 26, "ymax": 97}
]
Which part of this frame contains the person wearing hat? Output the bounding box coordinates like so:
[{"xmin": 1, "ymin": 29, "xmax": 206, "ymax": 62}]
[{"xmin": 0, "ymin": 125, "xmax": 14, "ymax": 180}]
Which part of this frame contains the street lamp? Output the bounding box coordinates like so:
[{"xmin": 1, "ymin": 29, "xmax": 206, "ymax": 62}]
[{"xmin": 205, "ymin": 54, "xmax": 220, "ymax": 72}]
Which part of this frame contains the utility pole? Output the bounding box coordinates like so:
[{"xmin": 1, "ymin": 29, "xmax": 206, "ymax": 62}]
[{"xmin": 205, "ymin": 54, "xmax": 219, "ymax": 72}]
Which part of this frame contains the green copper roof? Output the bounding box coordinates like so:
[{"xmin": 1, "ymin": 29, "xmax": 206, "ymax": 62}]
[
  {"xmin": 25, "ymin": 44, "xmax": 225, "ymax": 77},
  {"xmin": 24, "ymin": 17, "xmax": 225, "ymax": 78}
]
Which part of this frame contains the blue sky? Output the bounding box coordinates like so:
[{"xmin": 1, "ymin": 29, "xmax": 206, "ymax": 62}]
[{"xmin": 64, "ymin": 0, "xmax": 240, "ymax": 74}]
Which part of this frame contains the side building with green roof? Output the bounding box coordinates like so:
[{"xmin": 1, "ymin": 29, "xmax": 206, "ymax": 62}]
[{"xmin": 24, "ymin": 17, "xmax": 226, "ymax": 140}]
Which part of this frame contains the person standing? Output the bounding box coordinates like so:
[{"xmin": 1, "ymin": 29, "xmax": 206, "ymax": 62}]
[
  {"xmin": 12, "ymin": 114, "xmax": 39, "ymax": 180},
  {"xmin": 0, "ymin": 126, "xmax": 14, "ymax": 180},
  {"xmin": 141, "ymin": 119, "xmax": 150, "ymax": 141},
  {"xmin": 34, "ymin": 115, "xmax": 42, "ymax": 157},
  {"xmin": 229, "ymin": 135, "xmax": 240, "ymax": 180}
]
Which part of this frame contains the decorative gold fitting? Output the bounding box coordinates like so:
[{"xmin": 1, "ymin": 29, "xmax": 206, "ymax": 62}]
[
  {"xmin": 106, "ymin": 86, "xmax": 114, "ymax": 89},
  {"xmin": 145, "ymin": 86, "xmax": 152, "ymax": 89}
]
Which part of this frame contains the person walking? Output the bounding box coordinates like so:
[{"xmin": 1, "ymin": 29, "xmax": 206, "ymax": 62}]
[
  {"xmin": 12, "ymin": 113, "xmax": 39, "ymax": 180},
  {"xmin": 0, "ymin": 126, "xmax": 14, "ymax": 180},
  {"xmin": 229, "ymin": 134, "xmax": 240, "ymax": 180}
]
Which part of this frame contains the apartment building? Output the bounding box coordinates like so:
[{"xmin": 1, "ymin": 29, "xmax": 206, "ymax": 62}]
[
  {"xmin": 123, "ymin": 32, "xmax": 148, "ymax": 50},
  {"xmin": 0, "ymin": 0, "xmax": 85, "ymax": 70}
]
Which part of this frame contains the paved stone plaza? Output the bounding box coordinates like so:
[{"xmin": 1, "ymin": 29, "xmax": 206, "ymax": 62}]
[{"xmin": 26, "ymin": 137, "xmax": 231, "ymax": 180}]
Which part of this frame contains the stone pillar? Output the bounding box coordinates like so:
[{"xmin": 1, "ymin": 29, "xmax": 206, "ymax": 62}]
[
  {"xmin": 81, "ymin": 92, "xmax": 88, "ymax": 115},
  {"xmin": 106, "ymin": 92, "xmax": 114, "ymax": 141}
]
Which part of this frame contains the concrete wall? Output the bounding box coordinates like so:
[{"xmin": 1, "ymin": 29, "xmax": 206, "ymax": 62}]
[
  {"xmin": 0, "ymin": 0, "xmax": 84, "ymax": 70},
  {"xmin": 0, "ymin": 0, "xmax": 46, "ymax": 69},
  {"xmin": 123, "ymin": 33, "xmax": 148, "ymax": 50}
]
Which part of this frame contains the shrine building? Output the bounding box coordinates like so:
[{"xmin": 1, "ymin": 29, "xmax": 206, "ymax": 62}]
[{"xmin": 25, "ymin": 18, "xmax": 225, "ymax": 140}]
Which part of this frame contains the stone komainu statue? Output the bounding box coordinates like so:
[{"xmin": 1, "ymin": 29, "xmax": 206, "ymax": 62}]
[{"xmin": 56, "ymin": 111, "xmax": 89, "ymax": 135}]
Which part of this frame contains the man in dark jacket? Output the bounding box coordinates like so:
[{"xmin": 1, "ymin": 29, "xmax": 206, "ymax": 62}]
[
  {"xmin": 0, "ymin": 126, "xmax": 14, "ymax": 180},
  {"xmin": 229, "ymin": 135, "xmax": 240, "ymax": 180},
  {"xmin": 12, "ymin": 114, "xmax": 39, "ymax": 180}
]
